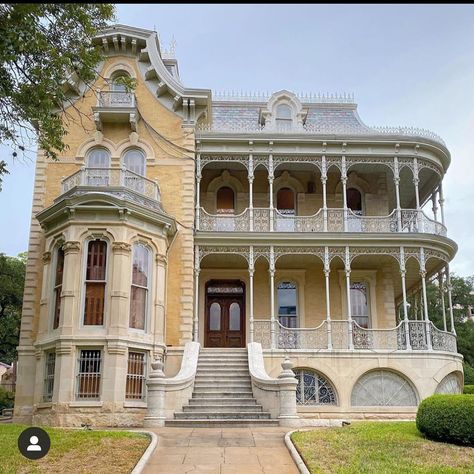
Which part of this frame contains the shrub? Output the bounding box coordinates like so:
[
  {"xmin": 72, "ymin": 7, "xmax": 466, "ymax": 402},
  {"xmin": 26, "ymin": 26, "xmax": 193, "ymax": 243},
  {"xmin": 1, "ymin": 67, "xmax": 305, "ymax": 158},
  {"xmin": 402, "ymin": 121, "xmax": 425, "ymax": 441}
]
[
  {"xmin": 464, "ymin": 363, "xmax": 474, "ymax": 385},
  {"xmin": 464, "ymin": 385, "xmax": 474, "ymax": 394},
  {"xmin": 0, "ymin": 387, "xmax": 14, "ymax": 411},
  {"xmin": 416, "ymin": 394, "xmax": 474, "ymax": 446}
]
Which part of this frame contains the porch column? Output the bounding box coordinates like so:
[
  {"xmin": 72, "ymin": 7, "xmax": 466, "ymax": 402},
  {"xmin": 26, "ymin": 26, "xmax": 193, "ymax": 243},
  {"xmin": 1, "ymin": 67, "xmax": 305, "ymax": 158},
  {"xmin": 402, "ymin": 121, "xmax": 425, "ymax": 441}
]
[
  {"xmin": 342, "ymin": 157, "xmax": 348, "ymax": 232},
  {"xmin": 394, "ymin": 157, "xmax": 402, "ymax": 231},
  {"xmin": 270, "ymin": 245, "xmax": 276, "ymax": 349},
  {"xmin": 196, "ymin": 154, "xmax": 201, "ymax": 231},
  {"xmin": 324, "ymin": 247, "xmax": 332, "ymax": 349},
  {"xmin": 413, "ymin": 158, "xmax": 422, "ymax": 231},
  {"xmin": 400, "ymin": 247, "xmax": 412, "ymax": 350},
  {"xmin": 438, "ymin": 181, "xmax": 446, "ymax": 226},
  {"xmin": 249, "ymin": 246, "xmax": 255, "ymax": 342},
  {"xmin": 345, "ymin": 247, "xmax": 354, "ymax": 349},
  {"xmin": 439, "ymin": 270, "xmax": 447, "ymax": 332},
  {"xmin": 193, "ymin": 245, "xmax": 200, "ymax": 342},
  {"xmin": 432, "ymin": 190, "xmax": 438, "ymax": 222},
  {"xmin": 249, "ymin": 154, "xmax": 254, "ymax": 232},
  {"xmin": 420, "ymin": 248, "xmax": 432, "ymax": 350},
  {"xmin": 321, "ymin": 156, "xmax": 328, "ymax": 232},
  {"xmin": 446, "ymin": 265, "xmax": 456, "ymax": 334},
  {"xmin": 269, "ymin": 154, "xmax": 274, "ymax": 232}
]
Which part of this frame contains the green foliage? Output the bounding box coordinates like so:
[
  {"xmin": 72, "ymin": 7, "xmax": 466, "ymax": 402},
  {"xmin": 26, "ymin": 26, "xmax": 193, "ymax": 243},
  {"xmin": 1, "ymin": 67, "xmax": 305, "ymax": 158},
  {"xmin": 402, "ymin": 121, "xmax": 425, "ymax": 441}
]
[
  {"xmin": 0, "ymin": 387, "xmax": 14, "ymax": 411},
  {"xmin": 464, "ymin": 363, "xmax": 474, "ymax": 385},
  {"xmin": 0, "ymin": 4, "xmax": 115, "ymax": 181},
  {"xmin": 464, "ymin": 385, "xmax": 474, "ymax": 394},
  {"xmin": 416, "ymin": 394, "xmax": 474, "ymax": 446},
  {"xmin": 0, "ymin": 253, "xmax": 26, "ymax": 363},
  {"xmin": 457, "ymin": 321, "xmax": 474, "ymax": 367}
]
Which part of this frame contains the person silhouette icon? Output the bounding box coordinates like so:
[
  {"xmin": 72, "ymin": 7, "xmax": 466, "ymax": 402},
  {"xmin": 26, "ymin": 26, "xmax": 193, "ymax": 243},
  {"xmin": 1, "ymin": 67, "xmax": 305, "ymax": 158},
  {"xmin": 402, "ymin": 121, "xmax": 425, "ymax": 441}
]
[{"xmin": 26, "ymin": 435, "xmax": 42, "ymax": 452}]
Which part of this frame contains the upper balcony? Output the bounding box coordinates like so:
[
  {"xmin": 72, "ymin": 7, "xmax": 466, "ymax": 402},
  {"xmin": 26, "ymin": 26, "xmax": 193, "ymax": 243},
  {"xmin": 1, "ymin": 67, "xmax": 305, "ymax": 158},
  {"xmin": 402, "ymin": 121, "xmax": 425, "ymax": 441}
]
[{"xmin": 92, "ymin": 90, "xmax": 139, "ymax": 131}]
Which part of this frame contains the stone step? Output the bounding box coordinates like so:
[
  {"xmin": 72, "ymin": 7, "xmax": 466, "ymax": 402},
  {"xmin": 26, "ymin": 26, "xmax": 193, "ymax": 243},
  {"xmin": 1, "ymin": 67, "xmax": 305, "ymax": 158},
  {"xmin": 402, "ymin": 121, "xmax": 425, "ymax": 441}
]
[
  {"xmin": 192, "ymin": 391, "xmax": 254, "ymax": 398},
  {"xmin": 174, "ymin": 411, "xmax": 272, "ymax": 420},
  {"xmin": 165, "ymin": 419, "xmax": 280, "ymax": 427},
  {"xmin": 197, "ymin": 362, "xmax": 249, "ymax": 369},
  {"xmin": 197, "ymin": 367, "xmax": 249, "ymax": 374},
  {"xmin": 188, "ymin": 397, "xmax": 257, "ymax": 405},
  {"xmin": 195, "ymin": 375, "xmax": 251, "ymax": 383},
  {"xmin": 198, "ymin": 357, "xmax": 248, "ymax": 362},
  {"xmin": 183, "ymin": 404, "xmax": 263, "ymax": 413},
  {"xmin": 200, "ymin": 348, "xmax": 247, "ymax": 352},
  {"xmin": 194, "ymin": 383, "xmax": 252, "ymax": 391}
]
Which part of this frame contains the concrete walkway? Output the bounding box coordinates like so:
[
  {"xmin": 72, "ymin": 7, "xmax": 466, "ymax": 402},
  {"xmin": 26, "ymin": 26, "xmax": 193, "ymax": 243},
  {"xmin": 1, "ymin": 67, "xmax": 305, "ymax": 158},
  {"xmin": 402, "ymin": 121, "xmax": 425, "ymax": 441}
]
[{"xmin": 142, "ymin": 427, "xmax": 299, "ymax": 474}]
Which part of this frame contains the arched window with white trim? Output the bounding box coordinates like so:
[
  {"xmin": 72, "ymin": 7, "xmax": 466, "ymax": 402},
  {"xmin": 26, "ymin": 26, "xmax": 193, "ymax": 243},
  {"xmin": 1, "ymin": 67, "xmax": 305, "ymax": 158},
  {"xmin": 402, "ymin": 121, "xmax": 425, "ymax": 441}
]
[
  {"xmin": 129, "ymin": 243, "xmax": 150, "ymax": 330},
  {"xmin": 86, "ymin": 148, "xmax": 110, "ymax": 186},
  {"xmin": 123, "ymin": 148, "xmax": 146, "ymax": 193}
]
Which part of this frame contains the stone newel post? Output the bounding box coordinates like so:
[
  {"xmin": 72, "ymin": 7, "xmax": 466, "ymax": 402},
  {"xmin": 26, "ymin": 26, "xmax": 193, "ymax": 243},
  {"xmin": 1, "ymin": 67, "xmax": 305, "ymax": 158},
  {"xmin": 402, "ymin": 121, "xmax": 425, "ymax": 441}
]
[
  {"xmin": 277, "ymin": 358, "xmax": 299, "ymax": 426},
  {"xmin": 143, "ymin": 358, "xmax": 166, "ymax": 427}
]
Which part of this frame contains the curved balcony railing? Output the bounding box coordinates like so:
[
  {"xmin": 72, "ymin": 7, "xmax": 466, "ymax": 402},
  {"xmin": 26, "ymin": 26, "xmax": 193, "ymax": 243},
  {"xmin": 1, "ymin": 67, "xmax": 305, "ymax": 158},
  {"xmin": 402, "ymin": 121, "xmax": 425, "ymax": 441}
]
[
  {"xmin": 253, "ymin": 319, "xmax": 457, "ymax": 353},
  {"xmin": 97, "ymin": 90, "xmax": 135, "ymax": 107},
  {"xmin": 198, "ymin": 207, "xmax": 447, "ymax": 236},
  {"xmin": 61, "ymin": 167, "xmax": 161, "ymax": 207}
]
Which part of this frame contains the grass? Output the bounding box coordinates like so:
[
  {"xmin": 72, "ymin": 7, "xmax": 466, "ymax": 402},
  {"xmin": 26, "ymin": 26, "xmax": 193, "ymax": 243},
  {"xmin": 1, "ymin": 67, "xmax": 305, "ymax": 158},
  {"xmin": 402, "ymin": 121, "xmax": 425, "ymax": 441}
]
[
  {"xmin": 291, "ymin": 421, "xmax": 474, "ymax": 474},
  {"xmin": 0, "ymin": 424, "xmax": 150, "ymax": 474}
]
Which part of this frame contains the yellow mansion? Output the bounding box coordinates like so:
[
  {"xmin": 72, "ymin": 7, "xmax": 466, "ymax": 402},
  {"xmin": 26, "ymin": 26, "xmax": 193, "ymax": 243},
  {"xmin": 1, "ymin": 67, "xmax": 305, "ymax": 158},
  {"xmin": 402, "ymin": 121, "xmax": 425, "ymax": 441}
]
[{"xmin": 14, "ymin": 24, "xmax": 463, "ymax": 427}]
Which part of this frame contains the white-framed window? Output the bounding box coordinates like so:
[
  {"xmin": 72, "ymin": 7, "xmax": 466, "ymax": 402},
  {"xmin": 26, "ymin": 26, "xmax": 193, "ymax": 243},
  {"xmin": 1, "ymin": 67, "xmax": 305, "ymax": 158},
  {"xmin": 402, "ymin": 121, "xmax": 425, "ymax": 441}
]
[
  {"xmin": 294, "ymin": 369, "xmax": 337, "ymax": 406},
  {"xmin": 86, "ymin": 148, "xmax": 110, "ymax": 186},
  {"xmin": 43, "ymin": 351, "xmax": 56, "ymax": 402},
  {"xmin": 126, "ymin": 351, "xmax": 147, "ymax": 400},
  {"xmin": 278, "ymin": 281, "xmax": 298, "ymax": 328},
  {"xmin": 275, "ymin": 104, "xmax": 293, "ymax": 130},
  {"xmin": 350, "ymin": 281, "xmax": 370, "ymax": 328},
  {"xmin": 83, "ymin": 239, "xmax": 108, "ymax": 326},
  {"xmin": 123, "ymin": 148, "xmax": 146, "ymax": 193},
  {"xmin": 52, "ymin": 246, "xmax": 65, "ymax": 330},
  {"xmin": 76, "ymin": 349, "xmax": 102, "ymax": 400},
  {"xmin": 129, "ymin": 243, "xmax": 150, "ymax": 330}
]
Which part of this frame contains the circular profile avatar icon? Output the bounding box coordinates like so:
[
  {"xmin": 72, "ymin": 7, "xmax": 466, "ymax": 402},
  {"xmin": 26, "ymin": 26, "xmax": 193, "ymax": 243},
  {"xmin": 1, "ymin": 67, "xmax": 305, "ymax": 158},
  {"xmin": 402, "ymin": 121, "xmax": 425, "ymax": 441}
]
[{"xmin": 18, "ymin": 427, "xmax": 51, "ymax": 460}]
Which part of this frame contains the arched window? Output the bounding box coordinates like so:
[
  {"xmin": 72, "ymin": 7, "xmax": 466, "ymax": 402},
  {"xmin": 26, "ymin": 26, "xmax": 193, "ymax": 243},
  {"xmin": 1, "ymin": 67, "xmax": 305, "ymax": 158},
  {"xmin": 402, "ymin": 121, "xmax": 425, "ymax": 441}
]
[
  {"xmin": 111, "ymin": 76, "xmax": 127, "ymax": 93},
  {"xmin": 52, "ymin": 246, "xmax": 65, "ymax": 329},
  {"xmin": 435, "ymin": 373, "xmax": 462, "ymax": 394},
  {"xmin": 277, "ymin": 187, "xmax": 295, "ymax": 215},
  {"xmin": 123, "ymin": 148, "xmax": 146, "ymax": 193},
  {"xmin": 294, "ymin": 369, "xmax": 337, "ymax": 405},
  {"xmin": 216, "ymin": 186, "xmax": 235, "ymax": 214},
  {"xmin": 129, "ymin": 244, "xmax": 150, "ymax": 330},
  {"xmin": 278, "ymin": 281, "xmax": 298, "ymax": 328},
  {"xmin": 347, "ymin": 188, "xmax": 363, "ymax": 215},
  {"xmin": 83, "ymin": 240, "xmax": 107, "ymax": 326},
  {"xmin": 350, "ymin": 281, "xmax": 370, "ymax": 328},
  {"xmin": 275, "ymin": 104, "xmax": 293, "ymax": 130},
  {"xmin": 351, "ymin": 370, "xmax": 418, "ymax": 406},
  {"xmin": 86, "ymin": 148, "xmax": 110, "ymax": 186}
]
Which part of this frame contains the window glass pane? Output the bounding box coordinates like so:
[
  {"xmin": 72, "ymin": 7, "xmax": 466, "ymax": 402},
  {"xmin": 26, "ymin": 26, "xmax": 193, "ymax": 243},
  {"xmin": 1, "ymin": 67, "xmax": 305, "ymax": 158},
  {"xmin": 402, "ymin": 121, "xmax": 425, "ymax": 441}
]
[
  {"xmin": 53, "ymin": 247, "xmax": 65, "ymax": 329},
  {"xmin": 84, "ymin": 282, "xmax": 105, "ymax": 325},
  {"xmin": 124, "ymin": 149, "xmax": 146, "ymax": 176},
  {"xmin": 55, "ymin": 248, "xmax": 65, "ymax": 286},
  {"xmin": 277, "ymin": 188, "xmax": 295, "ymax": 213},
  {"xmin": 132, "ymin": 245, "xmax": 149, "ymax": 287},
  {"xmin": 229, "ymin": 302, "xmax": 241, "ymax": 331},
  {"xmin": 216, "ymin": 186, "xmax": 234, "ymax": 212},
  {"xmin": 86, "ymin": 241, "xmax": 107, "ymax": 281},
  {"xmin": 278, "ymin": 282, "xmax": 297, "ymax": 315},
  {"xmin": 87, "ymin": 148, "xmax": 110, "ymax": 168},
  {"xmin": 126, "ymin": 352, "xmax": 146, "ymax": 400},
  {"xmin": 77, "ymin": 350, "xmax": 101, "ymax": 399},
  {"xmin": 351, "ymin": 282, "xmax": 369, "ymax": 328},
  {"xmin": 276, "ymin": 104, "xmax": 292, "ymax": 119},
  {"xmin": 130, "ymin": 286, "xmax": 146, "ymax": 330},
  {"xmin": 209, "ymin": 302, "xmax": 221, "ymax": 330},
  {"xmin": 111, "ymin": 80, "xmax": 127, "ymax": 92}
]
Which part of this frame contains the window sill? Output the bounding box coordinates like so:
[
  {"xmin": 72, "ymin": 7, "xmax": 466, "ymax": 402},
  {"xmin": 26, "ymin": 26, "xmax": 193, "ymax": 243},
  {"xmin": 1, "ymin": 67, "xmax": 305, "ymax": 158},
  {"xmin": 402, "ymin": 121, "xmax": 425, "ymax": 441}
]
[
  {"xmin": 69, "ymin": 400, "xmax": 103, "ymax": 408},
  {"xmin": 124, "ymin": 401, "xmax": 147, "ymax": 408},
  {"xmin": 37, "ymin": 402, "xmax": 53, "ymax": 409}
]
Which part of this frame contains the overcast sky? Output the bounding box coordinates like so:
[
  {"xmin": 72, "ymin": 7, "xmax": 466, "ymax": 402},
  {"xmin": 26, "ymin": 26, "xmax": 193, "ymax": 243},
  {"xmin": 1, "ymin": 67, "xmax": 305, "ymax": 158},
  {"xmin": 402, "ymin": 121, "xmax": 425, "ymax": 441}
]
[{"xmin": 1, "ymin": 4, "xmax": 473, "ymax": 276}]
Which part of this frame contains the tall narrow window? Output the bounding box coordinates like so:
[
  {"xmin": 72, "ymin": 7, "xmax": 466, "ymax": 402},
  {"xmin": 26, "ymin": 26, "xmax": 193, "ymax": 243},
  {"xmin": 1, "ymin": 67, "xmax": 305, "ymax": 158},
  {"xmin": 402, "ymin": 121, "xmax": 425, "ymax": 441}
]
[
  {"xmin": 275, "ymin": 104, "xmax": 293, "ymax": 130},
  {"xmin": 347, "ymin": 188, "xmax": 363, "ymax": 215},
  {"xmin": 53, "ymin": 247, "xmax": 65, "ymax": 329},
  {"xmin": 84, "ymin": 240, "xmax": 107, "ymax": 326},
  {"xmin": 126, "ymin": 352, "xmax": 146, "ymax": 400},
  {"xmin": 278, "ymin": 281, "xmax": 298, "ymax": 328},
  {"xmin": 350, "ymin": 281, "xmax": 370, "ymax": 328},
  {"xmin": 216, "ymin": 186, "xmax": 235, "ymax": 214},
  {"xmin": 43, "ymin": 352, "xmax": 56, "ymax": 402},
  {"xmin": 130, "ymin": 244, "xmax": 149, "ymax": 330},
  {"xmin": 277, "ymin": 187, "xmax": 295, "ymax": 215},
  {"xmin": 86, "ymin": 148, "xmax": 110, "ymax": 186},
  {"xmin": 76, "ymin": 349, "xmax": 102, "ymax": 400},
  {"xmin": 123, "ymin": 149, "xmax": 146, "ymax": 193}
]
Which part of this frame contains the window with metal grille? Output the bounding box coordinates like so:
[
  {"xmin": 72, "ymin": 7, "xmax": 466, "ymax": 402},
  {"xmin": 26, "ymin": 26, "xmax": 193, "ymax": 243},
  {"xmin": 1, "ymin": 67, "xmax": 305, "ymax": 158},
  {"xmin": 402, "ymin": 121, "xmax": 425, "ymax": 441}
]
[
  {"xmin": 129, "ymin": 244, "xmax": 149, "ymax": 330},
  {"xmin": 126, "ymin": 352, "xmax": 146, "ymax": 400},
  {"xmin": 53, "ymin": 247, "xmax": 65, "ymax": 329},
  {"xmin": 43, "ymin": 352, "xmax": 56, "ymax": 402},
  {"xmin": 76, "ymin": 350, "xmax": 102, "ymax": 399},
  {"xmin": 294, "ymin": 369, "xmax": 337, "ymax": 405},
  {"xmin": 84, "ymin": 240, "xmax": 107, "ymax": 325}
]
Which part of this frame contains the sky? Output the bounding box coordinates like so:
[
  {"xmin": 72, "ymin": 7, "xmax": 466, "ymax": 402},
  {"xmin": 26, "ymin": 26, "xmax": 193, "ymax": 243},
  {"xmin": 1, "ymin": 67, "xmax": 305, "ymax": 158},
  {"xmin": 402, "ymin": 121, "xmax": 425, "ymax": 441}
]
[{"xmin": 1, "ymin": 4, "xmax": 474, "ymax": 276}]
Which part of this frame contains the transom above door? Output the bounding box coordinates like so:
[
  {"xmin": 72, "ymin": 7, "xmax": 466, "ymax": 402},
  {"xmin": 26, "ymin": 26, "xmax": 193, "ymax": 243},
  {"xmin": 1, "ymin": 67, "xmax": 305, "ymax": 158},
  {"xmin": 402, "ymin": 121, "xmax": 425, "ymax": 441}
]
[{"xmin": 205, "ymin": 280, "xmax": 245, "ymax": 348}]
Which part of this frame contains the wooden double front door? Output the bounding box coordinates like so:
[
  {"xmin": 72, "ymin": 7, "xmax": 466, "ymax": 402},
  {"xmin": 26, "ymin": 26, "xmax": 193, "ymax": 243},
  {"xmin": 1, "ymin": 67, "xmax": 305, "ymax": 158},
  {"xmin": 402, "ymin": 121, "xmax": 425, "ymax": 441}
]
[{"xmin": 205, "ymin": 280, "xmax": 245, "ymax": 348}]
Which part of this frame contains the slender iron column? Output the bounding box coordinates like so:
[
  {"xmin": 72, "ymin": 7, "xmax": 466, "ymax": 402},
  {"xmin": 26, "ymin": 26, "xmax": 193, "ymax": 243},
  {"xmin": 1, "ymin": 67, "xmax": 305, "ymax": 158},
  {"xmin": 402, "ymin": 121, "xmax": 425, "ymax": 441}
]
[
  {"xmin": 270, "ymin": 245, "xmax": 276, "ymax": 348},
  {"xmin": 438, "ymin": 181, "xmax": 446, "ymax": 226},
  {"xmin": 324, "ymin": 247, "xmax": 332, "ymax": 349},
  {"xmin": 322, "ymin": 155, "xmax": 328, "ymax": 232},
  {"xmin": 342, "ymin": 157, "xmax": 348, "ymax": 232},
  {"xmin": 432, "ymin": 190, "xmax": 438, "ymax": 222},
  {"xmin": 446, "ymin": 265, "xmax": 456, "ymax": 334},
  {"xmin": 345, "ymin": 246, "xmax": 354, "ymax": 349},
  {"xmin": 249, "ymin": 246, "xmax": 254, "ymax": 342},
  {"xmin": 193, "ymin": 245, "xmax": 200, "ymax": 342},
  {"xmin": 196, "ymin": 154, "xmax": 201, "ymax": 231},
  {"xmin": 413, "ymin": 158, "xmax": 422, "ymax": 231},
  {"xmin": 400, "ymin": 246, "xmax": 412, "ymax": 350},
  {"xmin": 439, "ymin": 270, "xmax": 447, "ymax": 331},
  {"xmin": 420, "ymin": 248, "xmax": 432, "ymax": 350},
  {"xmin": 269, "ymin": 154, "xmax": 274, "ymax": 232},
  {"xmin": 394, "ymin": 157, "xmax": 402, "ymax": 231},
  {"xmin": 249, "ymin": 153, "xmax": 254, "ymax": 232}
]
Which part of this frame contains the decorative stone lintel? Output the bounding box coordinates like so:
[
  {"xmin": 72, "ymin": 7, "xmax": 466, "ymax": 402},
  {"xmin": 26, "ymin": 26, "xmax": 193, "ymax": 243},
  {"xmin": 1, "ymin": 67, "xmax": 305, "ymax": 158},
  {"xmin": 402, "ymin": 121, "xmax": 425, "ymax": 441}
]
[{"xmin": 62, "ymin": 241, "xmax": 81, "ymax": 254}]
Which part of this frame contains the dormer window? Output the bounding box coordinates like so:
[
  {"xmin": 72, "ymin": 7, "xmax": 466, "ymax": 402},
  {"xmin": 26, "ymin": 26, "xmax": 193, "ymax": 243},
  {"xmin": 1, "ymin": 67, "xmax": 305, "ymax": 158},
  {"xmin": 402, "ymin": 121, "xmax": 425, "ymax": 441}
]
[{"xmin": 276, "ymin": 104, "xmax": 293, "ymax": 130}]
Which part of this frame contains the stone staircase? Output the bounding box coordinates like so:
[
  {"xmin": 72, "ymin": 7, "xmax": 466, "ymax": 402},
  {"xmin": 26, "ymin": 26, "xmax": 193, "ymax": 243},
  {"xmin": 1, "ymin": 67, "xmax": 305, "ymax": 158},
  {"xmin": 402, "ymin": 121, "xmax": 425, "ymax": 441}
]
[{"xmin": 166, "ymin": 348, "xmax": 279, "ymax": 427}]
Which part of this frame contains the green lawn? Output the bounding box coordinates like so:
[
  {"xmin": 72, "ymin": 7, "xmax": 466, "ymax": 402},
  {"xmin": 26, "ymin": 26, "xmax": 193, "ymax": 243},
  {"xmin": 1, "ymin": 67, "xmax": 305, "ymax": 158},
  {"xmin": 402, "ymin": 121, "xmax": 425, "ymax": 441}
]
[
  {"xmin": 0, "ymin": 424, "xmax": 150, "ymax": 474},
  {"xmin": 291, "ymin": 421, "xmax": 474, "ymax": 474}
]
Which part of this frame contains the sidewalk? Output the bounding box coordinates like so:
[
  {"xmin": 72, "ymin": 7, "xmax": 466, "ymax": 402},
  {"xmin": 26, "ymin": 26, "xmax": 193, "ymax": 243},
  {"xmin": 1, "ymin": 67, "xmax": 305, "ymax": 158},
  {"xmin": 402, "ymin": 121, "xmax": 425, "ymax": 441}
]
[{"xmin": 142, "ymin": 427, "xmax": 299, "ymax": 474}]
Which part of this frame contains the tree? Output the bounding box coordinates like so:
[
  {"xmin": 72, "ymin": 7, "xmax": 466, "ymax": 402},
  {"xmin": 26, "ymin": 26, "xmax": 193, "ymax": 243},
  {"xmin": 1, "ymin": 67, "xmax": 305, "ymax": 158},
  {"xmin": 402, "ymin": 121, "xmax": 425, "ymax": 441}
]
[
  {"xmin": 0, "ymin": 253, "xmax": 27, "ymax": 363},
  {"xmin": 0, "ymin": 4, "xmax": 115, "ymax": 189}
]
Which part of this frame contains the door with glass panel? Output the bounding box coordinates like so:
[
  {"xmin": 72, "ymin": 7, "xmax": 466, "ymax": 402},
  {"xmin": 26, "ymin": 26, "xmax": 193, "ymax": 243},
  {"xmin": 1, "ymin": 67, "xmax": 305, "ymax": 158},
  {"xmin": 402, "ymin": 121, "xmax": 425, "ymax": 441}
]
[{"xmin": 205, "ymin": 280, "xmax": 245, "ymax": 347}]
